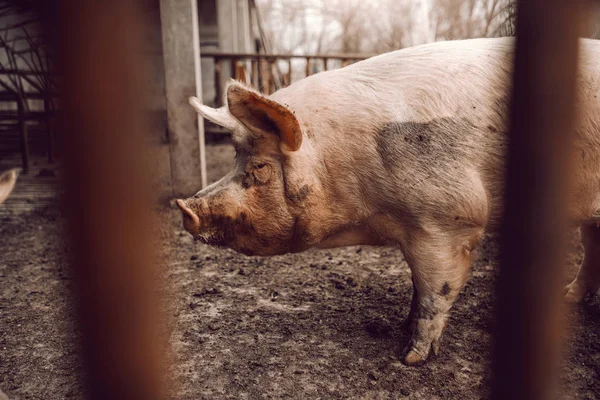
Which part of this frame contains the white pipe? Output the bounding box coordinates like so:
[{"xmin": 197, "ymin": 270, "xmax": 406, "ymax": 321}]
[{"xmin": 191, "ymin": 0, "xmax": 207, "ymax": 189}]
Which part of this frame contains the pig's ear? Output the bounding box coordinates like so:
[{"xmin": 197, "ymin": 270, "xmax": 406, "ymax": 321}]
[
  {"xmin": 0, "ymin": 168, "xmax": 19, "ymax": 205},
  {"xmin": 189, "ymin": 97, "xmax": 241, "ymax": 132},
  {"xmin": 226, "ymin": 83, "xmax": 302, "ymax": 152}
]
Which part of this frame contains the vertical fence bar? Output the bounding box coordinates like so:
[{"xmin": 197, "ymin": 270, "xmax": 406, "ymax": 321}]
[
  {"xmin": 191, "ymin": 0, "xmax": 207, "ymax": 190},
  {"xmin": 44, "ymin": 93, "xmax": 54, "ymax": 163},
  {"xmin": 257, "ymin": 56, "xmax": 264, "ymax": 92},
  {"xmin": 268, "ymin": 58, "xmax": 275, "ymax": 94},
  {"xmin": 214, "ymin": 57, "xmax": 222, "ymax": 106},
  {"xmin": 230, "ymin": 57, "xmax": 237, "ymax": 81},
  {"xmin": 251, "ymin": 58, "xmax": 258, "ymax": 89},
  {"xmin": 57, "ymin": 1, "xmax": 165, "ymax": 399},
  {"xmin": 264, "ymin": 58, "xmax": 271, "ymax": 94},
  {"xmin": 323, "ymin": 57, "xmax": 328, "ymax": 71},
  {"xmin": 287, "ymin": 58, "xmax": 292, "ymax": 86},
  {"xmin": 305, "ymin": 56, "xmax": 310, "ymax": 77},
  {"xmin": 17, "ymin": 96, "xmax": 29, "ymax": 173},
  {"xmin": 492, "ymin": 0, "xmax": 590, "ymax": 399}
]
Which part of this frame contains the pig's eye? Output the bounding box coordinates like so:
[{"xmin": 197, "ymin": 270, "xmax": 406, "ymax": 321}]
[{"xmin": 253, "ymin": 163, "xmax": 272, "ymax": 184}]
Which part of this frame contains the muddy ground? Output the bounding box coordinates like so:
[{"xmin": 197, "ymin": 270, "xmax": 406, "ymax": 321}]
[{"xmin": 1, "ymin": 143, "xmax": 600, "ymax": 399}]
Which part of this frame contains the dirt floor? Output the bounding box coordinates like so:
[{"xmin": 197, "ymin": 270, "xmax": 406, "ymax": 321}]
[{"xmin": 1, "ymin": 144, "xmax": 600, "ymax": 399}]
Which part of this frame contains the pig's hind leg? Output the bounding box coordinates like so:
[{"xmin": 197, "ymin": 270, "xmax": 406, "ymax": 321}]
[
  {"xmin": 565, "ymin": 224, "xmax": 600, "ymax": 302},
  {"xmin": 402, "ymin": 227, "xmax": 482, "ymax": 365}
]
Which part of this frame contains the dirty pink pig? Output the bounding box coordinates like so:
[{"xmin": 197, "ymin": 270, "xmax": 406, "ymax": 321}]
[{"xmin": 177, "ymin": 37, "xmax": 600, "ymax": 365}]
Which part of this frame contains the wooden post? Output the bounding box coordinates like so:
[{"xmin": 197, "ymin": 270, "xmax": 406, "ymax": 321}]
[
  {"xmin": 57, "ymin": 1, "xmax": 166, "ymax": 399},
  {"xmin": 160, "ymin": 0, "xmax": 206, "ymax": 195},
  {"xmin": 491, "ymin": 0, "xmax": 591, "ymax": 399}
]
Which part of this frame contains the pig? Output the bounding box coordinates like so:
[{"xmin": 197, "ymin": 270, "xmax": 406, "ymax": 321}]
[
  {"xmin": 0, "ymin": 168, "xmax": 19, "ymax": 205},
  {"xmin": 176, "ymin": 37, "xmax": 600, "ymax": 365}
]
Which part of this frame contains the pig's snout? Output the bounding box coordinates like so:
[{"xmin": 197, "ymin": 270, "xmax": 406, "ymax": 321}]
[{"xmin": 176, "ymin": 199, "xmax": 200, "ymax": 235}]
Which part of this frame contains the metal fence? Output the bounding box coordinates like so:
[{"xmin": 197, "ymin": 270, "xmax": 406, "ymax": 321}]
[
  {"xmin": 202, "ymin": 51, "xmax": 371, "ymax": 106},
  {"xmin": 0, "ymin": 2, "xmax": 55, "ymax": 173}
]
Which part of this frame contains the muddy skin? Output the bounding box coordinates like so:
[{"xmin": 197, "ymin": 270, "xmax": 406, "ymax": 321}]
[{"xmin": 440, "ymin": 282, "xmax": 451, "ymax": 297}]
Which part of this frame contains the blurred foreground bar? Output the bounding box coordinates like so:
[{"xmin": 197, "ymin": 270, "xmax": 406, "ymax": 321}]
[
  {"xmin": 57, "ymin": 1, "xmax": 165, "ymax": 399},
  {"xmin": 492, "ymin": 0, "xmax": 591, "ymax": 399}
]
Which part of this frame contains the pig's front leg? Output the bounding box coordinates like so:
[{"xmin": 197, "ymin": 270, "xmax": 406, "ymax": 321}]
[
  {"xmin": 402, "ymin": 228, "xmax": 482, "ymax": 365},
  {"xmin": 402, "ymin": 277, "xmax": 419, "ymax": 332},
  {"xmin": 565, "ymin": 224, "xmax": 600, "ymax": 302}
]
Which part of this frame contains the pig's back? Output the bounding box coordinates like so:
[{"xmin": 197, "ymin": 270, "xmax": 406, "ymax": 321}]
[{"xmin": 273, "ymin": 37, "xmax": 600, "ymax": 227}]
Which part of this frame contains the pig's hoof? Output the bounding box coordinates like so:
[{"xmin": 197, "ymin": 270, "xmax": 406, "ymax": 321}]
[
  {"xmin": 402, "ymin": 338, "xmax": 440, "ymax": 366},
  {"xmin": 404, "ymin": 349, "xmax": 428, "ymax": 366},
  {"xmin": 401, "ymin": 316, "xmax": 445, "ymax": 366}
]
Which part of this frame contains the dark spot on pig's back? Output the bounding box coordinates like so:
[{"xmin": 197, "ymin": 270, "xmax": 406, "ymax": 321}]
[
  {"xmin": 375, "ymin": 118, "xmax": 473, "ymax": 169},
  {"xmin": 377, "ymin": 120, "xmax": 437, "ymax": 160}
]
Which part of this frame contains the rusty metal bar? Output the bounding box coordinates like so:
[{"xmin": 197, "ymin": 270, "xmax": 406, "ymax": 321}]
[
  {"xmin": 491, "ymin": 0, "xmax": 591, "ymax": 399},
  {"xmin": 56, "ymin": 1, "xmax": 166, "ymax": 399}
]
